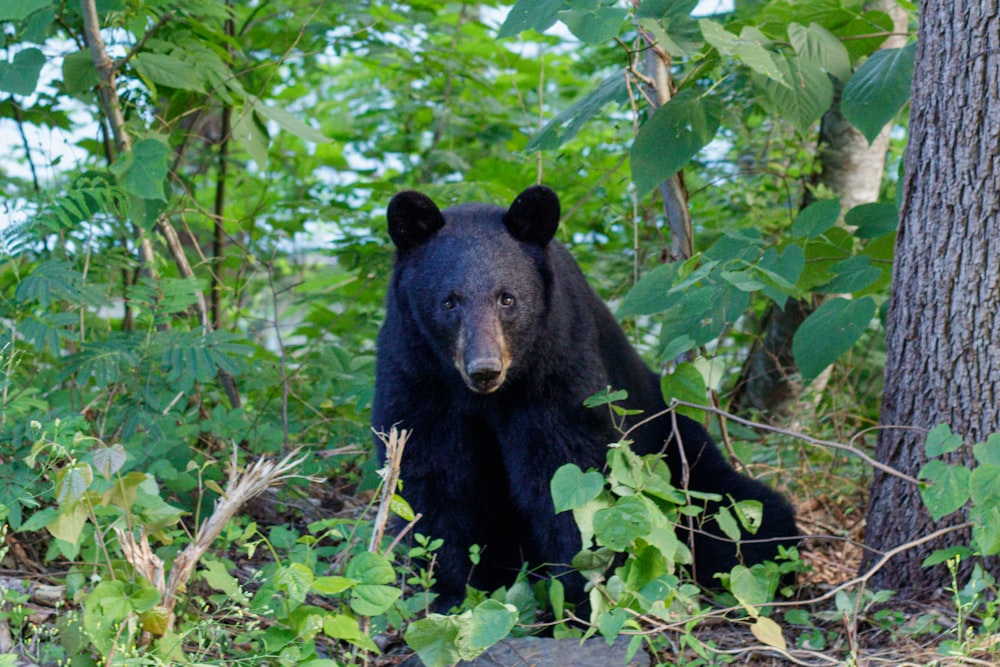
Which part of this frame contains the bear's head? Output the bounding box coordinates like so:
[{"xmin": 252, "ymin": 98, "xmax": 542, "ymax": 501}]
[{"xmin": 386, "ymin": 185, "xmax": 561, "ymax": 394}]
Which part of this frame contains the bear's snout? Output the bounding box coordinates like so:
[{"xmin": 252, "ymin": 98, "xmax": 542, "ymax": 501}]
[{"xmin": 465, "ymin": 357, "xmax": 505, "ymax": 393}]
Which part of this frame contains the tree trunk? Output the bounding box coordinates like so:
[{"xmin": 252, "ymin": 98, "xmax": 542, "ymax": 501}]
[
  {"xmin": 731, "ymin": 0, "xmax": 907, "ymax": 416},
  {"xmin": 862, "ymin": 0, "xmax": 1000, "ymax": 595}
]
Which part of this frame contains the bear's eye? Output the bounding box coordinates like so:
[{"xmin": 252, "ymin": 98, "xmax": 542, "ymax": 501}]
[
  {"xmin": 498, "ymin": 293, "xmax": 515, "ymax": 308},
  {"xmin": 442, "ymin": 295, "xmax": 458, "ymax": 311}
]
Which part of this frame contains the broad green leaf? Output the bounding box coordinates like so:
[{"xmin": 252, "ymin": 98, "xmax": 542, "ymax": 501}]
[
  {"xmin": 791, "ymin": 198, "xmax": 840, "ymax": 238},
  {"xmin": 636, "ymin": 0, "xmax": 702, "ymax": 57},
  {"xmin": 0, "ymin": 47, "xmax": 45, "ymax": 95},
  {"xmin": 792, "ymin": 296, "xmax": 875, "ymax": 382},
  {"xmin": 93, "ymin": 444, "xmax": 127, "ymax": 481},
  {"xmin": 405, "ymin": 614, "xmax": 462, "ymax": 667},
  {"xmin": 971, "ymin": 505, "xmax": 1000, "ymax": 555},
  {"xmin": 131, "ymin": 51, "xmax": 205, "ymax": 92},
  {"xmin": 733, "ymin": 499, "xmax": 763, "ymax": 535},
  {"xmin": 918, "ymin": 461, "xmax": 971, "ymax": 522},
  {"xmin": 757, "ymin": 245, "xmax": 805, "ymax": 304},
  {"xmin": 252, "ymin": 97, "xmax": 328, "ymax": 144},
  {"xmin": 324, "ymin": 613, "xmax": 380, "ymax": 653},
  {"xmin": 497, "ymin": 0, "xmax": 563, "ymax": 38},
  {"xmin": 0, "ymin": 0, "xmax": 51, "ymax": 21},
  {"xmin": 351, "ymin": 583, "xmax": 401, "ymax": 616},
  {"xmin": 729, "ymin": 564, "xmax": 769, "ymax": 616},
  {"xmin": 583, "ymin": 386, "xmax": 629, "ymax": 408},
  {"xmin": 56, "ymin": 463, "xmax": 93, "ymax": 507},
  {"xmin": 276, "ymin": 562, "xmax": 314, "ymax": 605},
  {"xmin": 551, "ymin": 464, "xmax": 605, "ymax": 513},
  {"xmin": 846, "ymin": 202, "xmax": 898, "ymax": 239},
  {"xmin": 660, "ymin": 362, "xmax": 707, "ymax": 419},
  {"xmin": 560, "ymin": 6, "xmax": 627, "ymax": 44},
  {"xmin": 973, "ymin": 434, "xmax": 1000, "ymax": 466},
  {"xmin": 345, "ymin": 551, "xmax": 395, "ymax": 584},
  {"xmin": 631, "ymin": 88, "xmax": 721, "ymax": 198},
  {"xmin": 460, "ymin": 600, "xmax": 517, "ymax": 655},
  {"xmin": 596, "ymin": 607, "xmax": 629, "ymax": 641},
  {"xmin": 617, "ymin": 262, "xmax": 680, "ymax": 318},
  {"xmin": 969, "ymin": 464, "xmax": 1000, "ymax": 509},
  {"xmin": 200, "ymin": 560, "xmax": 245, "ymax": 599},
  {"xmin": 112, "ymin": 138, "xmax": 170, "ymax": 200},
  {"xmin": 102, "ymin": 471, "xmax": 146, "ymax": 509},
  {"xmin": 715, "ymin": 506, "xmax": 741, "ymax": 543},
  {"xmin": 833, "ymin": 10, "xmax": 895, "ymax": 60},
  {"xmin": 925, "ymin": 423, "xmax": 963, "ymax": 457},
  {"xmin": 46, "ymin": 504, "xmax": 87, "ymax": 545},
  {"xmin": 818, "ymin": 256, "xmax": 880, "ymax": 294},
  {"xmin": 752, "ymin": 616, "xmax": 788, "ymax": 650},
  {"xmin": 232, "ymin": 105, "xmax": 269, "ymax": 168},
  {"xmin": 788, "ymin": 22, "xmax": 851, "ymax": 82},
  {"xmin": 593, "ymin": 496, "xmax": 651, "ymax": 550},
  {"xmin": 753, "ymin": 55, "xmax": 833, "ymax": 135},
  {"xmin": 701, "ymin": 21, "xmax": 787, "ymax": 86},
  {"xmin": 62, "ymin": 50, "xmax": 100, "ymax": 96},
  {"xmin": 527, "ymin": 70, "xmax": 629, "ymax": 151},
  {"xmin": 842, "ymin": 43, "xmax": 916, "ymax": 143},
  {"xmin": 311, "ymin": 576, "xmax": 354, "ymax": 595},
  {"xmin": 922, "ymin": 545, "xmax": 973, "ymax": 568}
]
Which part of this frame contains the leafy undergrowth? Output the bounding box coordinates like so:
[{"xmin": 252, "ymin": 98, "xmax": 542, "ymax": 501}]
[{"xmin": 1, "ymin": 422, "xmax": 998, "ymax": 667}]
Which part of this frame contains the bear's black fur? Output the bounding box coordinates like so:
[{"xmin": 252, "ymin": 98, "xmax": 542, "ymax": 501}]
[{"xmin": 372, "ymin": 185, "xmax": 797, "ymax": 609}]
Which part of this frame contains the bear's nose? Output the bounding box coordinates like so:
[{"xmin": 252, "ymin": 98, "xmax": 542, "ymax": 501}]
[{"xmin": 467, "ymin": 359, "xmax": 502, "ymax": 385}]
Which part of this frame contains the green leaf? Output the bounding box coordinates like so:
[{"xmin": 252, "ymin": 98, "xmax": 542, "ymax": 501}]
[
  {"xmin": 497, "ymin": 0, "xmax": 563, "ymax": 38},
  {"xmin": 460, "ymin": 600, "xmax": 517, "ymax": 655},
  {"xmin": 792, "ymin": 296, "xmax": 875, "ymax": 382},
  {"xmin": 312, "ymin": 575, "xmax": 354, "ymax": 595},
  {"xmin": 791, "ymin": 198, "xmax": 841, "ymax": 238},
  {"xmin": 842, "ymin": 43, "xmax": 916, "ymax": 143},
  {"xmin": 527, "ymin": 70, "xmax": 629, "ymax": 151},
  {"xmin": 631, "ymin": 88, "xmax": 721, "ymax": 198},
  {"xmin": 925, "ymin": 424, "xmax": 963, "ymax": 457},
  {"xmin": 753, "ymin": 54, "xmax": 833, "ymax": 135},
  {"xmin": 131, "ymin": 51, "xmax": 205, "ymax": 92},
  {"xmin": 715, "ymin": 506, "xmax": 741, "ymax": 543},
  {"xmin": 93, "ymin": 444, "xmax": 127, "ymax": 481},
  {"xmin": 617, "ymin": 262, "xmax": 680, "ymax": 318},
  {"xmin": 232, "ymin": 105, "xmax": 269, "ymax": 168},
  {"xmin": 324, "ymin": 613, "xmax": 380, "ymax": 653},
  {"xmin": 729, "ymin": 564, "xmax": 770, "ymax": 616},
  {"xmin": 818, "ymin": 256, "xmax": 880, "ymax": 294},
  {"xmin": 636, "ymin": 0, "xmax": 702, "ymax": 57},
  {"xmin": 252, "ymin": 97, "xmax": 328, "ymax": 144},
  {"xmin": 351, "ymin": 583, "xmax": 401, "ymax": 616},
  {"xmin": 788, "ymin": 22, "xmax": 851, "ymax": 82},
  {"xmin": 560, "ymin": 6, "xmax": 627, "ymax": 44},
  {"xmin": 0, "ymin": 47, "xmax": 45, "ymax": 96},
  {"xmin": 593, "ymin": 496, "xmax": 651, "ymax": 550},
  {"xmin": 276, "ymin": 562, "xmax": 314, "ymax": 605},
  {"xmin": 701, "ymin": 21, "xmax": 787, "ymax": 86},
  {"xmin": 405, "ymin": 614, "xmax": 462, "ymax": 667},
  {"xmin": 660, "ymin": 362, "xmax": 707, "ymax": 419},
  {"xmin": 112, "ymin": 138, "xmax": 170, "ymax": 200},
  {"xmin": 752, "ymin": 616, "xmax": 787, "ymax": 650},
  {"xmin": 846, "ymin": 202, "xmax": 898, "ymax": 239},
  {"xmin": 922, "ymin": 545, "xmax": 973, "ymax": 568},
  {"xmin": 757, "ymin": 245, "xmax": 805, "ymax": 304},
  {"xmin": 551, "ymin": 464, "xmax": 605, "ymax": 513},
  {"xmin": 596, "ymin": 606, "xmax": 629, "ymax": 641},
  {"xmin": 61, "ymin": 50, "xmax": 100, "ymax": 96},
  {"xmin": 973, "ymin": 434, "xmax": 1000, "ymax": 466},
  {"xmin": 0, "ymin": 0, "xmax": 52, "ymax": 22},
  {"xmin": 969, "ymin": 464, "xmax": 1000, "ymax": 509},
  {"xmin": 971, "ymin": 505, "xmax": 1000, "ymax": 556},
  {"xmin": 918, "ymin": 461, "xmax": 971, "ymax": 522},
  {"xmin": 583, "ymin": 386, "xmax": 629, "ymax": 408},
  {"xmin": 55, "ymin": 463, "xmax": 93, "ymax": 508},
  {"xmin": 345, "ymin": 551, "xmax": 395, "ymax": 584},
  {"xmin": 200, "ymin": 560, "xmax": 245, "ymax": 600}
]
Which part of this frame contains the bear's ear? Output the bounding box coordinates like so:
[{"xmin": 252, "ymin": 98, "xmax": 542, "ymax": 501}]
[
  {"xmin": 387, "ymin": 191, "xmax": 446, "ymax": 250},
  {"xmin": 503, "ymin": 185, "xmax": 560, "ymax": 246}
]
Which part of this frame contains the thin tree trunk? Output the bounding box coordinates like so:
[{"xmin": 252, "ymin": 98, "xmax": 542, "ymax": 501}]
[
  {"xmin": 731, "ymin": 0, "xmax": 907, "ymax": 416},
  {"xmin": 862, "ymin": 0, "xmax": 1000, "ymax": 595}
]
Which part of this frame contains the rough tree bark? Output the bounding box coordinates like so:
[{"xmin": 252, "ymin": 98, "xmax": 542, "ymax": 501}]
[
  {"xmin": 862, "ymin": 0, "xmax": 1000, "ymax": 595},
  {"xmin": 732, "ymin": 0, "xmax": 907, "ymax": 416}
]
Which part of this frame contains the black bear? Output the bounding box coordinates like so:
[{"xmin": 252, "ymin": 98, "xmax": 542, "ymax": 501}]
[{"xmin": 372, "ymin": 185, "xmax": 797, "ymax": 609}]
